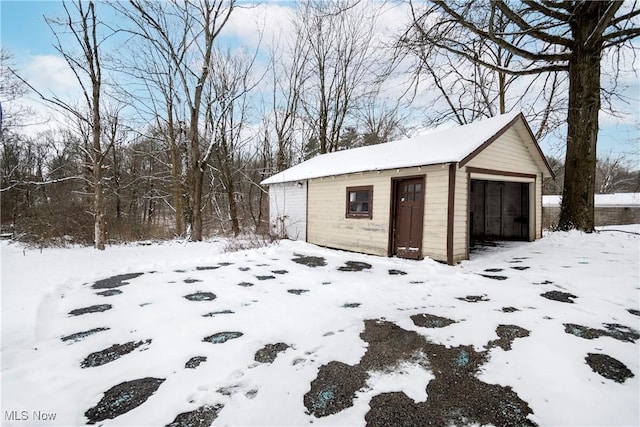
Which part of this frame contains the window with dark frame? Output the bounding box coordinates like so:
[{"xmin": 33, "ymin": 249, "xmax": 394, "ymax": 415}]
[
  {"xmin": 399, "ymin": 182, "xmax": 422, "ymax": 202},
  {"xmin": 346, "ymin": 186, "xmax": 373, "ymax": 219}
]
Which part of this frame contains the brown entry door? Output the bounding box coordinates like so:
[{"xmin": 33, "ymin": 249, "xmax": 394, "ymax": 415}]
[{"xmin": 393, "ymin": 178, "xmax": 424, "ymax": 259}]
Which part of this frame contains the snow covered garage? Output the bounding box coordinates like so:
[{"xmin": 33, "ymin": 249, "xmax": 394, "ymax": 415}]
[{"xmin": 261, "ymin": 112, "xmax": 554, "ymax": 264}]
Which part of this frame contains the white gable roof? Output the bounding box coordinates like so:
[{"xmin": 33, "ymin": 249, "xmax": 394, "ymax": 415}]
[{"xmin": 262, "ymin": 111, "xmax": 546, "ymax": 185}]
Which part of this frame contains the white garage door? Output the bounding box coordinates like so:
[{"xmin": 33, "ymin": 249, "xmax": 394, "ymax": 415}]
[{"xmin": 269, "ymin": 181, "xmax": 307, "ymax": 241}]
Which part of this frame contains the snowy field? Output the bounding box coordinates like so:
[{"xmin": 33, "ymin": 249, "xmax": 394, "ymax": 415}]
[{"xmin": 1, "ymin": 227, "xmax": 638, "ymax": 426}]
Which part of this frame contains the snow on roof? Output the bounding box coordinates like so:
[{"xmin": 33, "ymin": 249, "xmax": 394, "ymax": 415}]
[
  {"xmin": 262, "ymin": 111, "xmax": 526, "ymax": 185},
  {"xmin": 543, "ymin": 193, "xmax": 640, "ymax": 207}
]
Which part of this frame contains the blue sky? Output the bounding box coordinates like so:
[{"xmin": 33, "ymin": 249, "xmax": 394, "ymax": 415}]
[
  {"xmin": 2, "ymin": 1, "xmax": 68, "ymax": 56},
  {"xmin": 2, "ymin": 0, "xmax": 638, "ymax": 167}
]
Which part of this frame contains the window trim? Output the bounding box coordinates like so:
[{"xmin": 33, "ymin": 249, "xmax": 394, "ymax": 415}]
[{"xmin": 345, "ymin": 185, "xmax": 373, "ymax": 219}]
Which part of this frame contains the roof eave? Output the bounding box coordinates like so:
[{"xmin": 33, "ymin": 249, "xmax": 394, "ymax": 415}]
[{"xmin": 518, "ymin": 113, "xmax": 556, "ymax": 180}]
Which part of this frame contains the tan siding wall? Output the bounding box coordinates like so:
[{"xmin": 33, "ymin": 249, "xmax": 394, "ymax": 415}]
[
  {"xmin": 422, "ymin": 167, "xmax": 450, "ymax": 262},
  {"xmin": 466, "ymin": 127, "xmax": 540, "ymax": 174},
  {"xmin": 308, "ymin": 174, "xmax": 390, "ymax": 256},
  {"xmin": 535, "ymin": 176, "xmax": 542, "ymax": 238},
  {"xmin": 307, "ymin": 165, "xmax": 450, "ymax": 260},
  {"xmin": 452, "ymin": 168, "xmax": 469, "ymax": 262}
]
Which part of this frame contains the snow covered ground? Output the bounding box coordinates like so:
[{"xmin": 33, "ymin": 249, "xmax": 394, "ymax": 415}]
[{"xmin": 1, "ymin": 227, "xmax": 638, "ymax": 426}]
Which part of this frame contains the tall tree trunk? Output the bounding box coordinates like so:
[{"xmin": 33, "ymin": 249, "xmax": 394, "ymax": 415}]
[
  {"xmin": 558, "ymin": 9, "xmax": 602, "ymax": 232},
  {"xmin": 319, "ymin": 88, "xmax": 328, "ymax": 154},
  {"xmin": 168, "ymin": 117, "xmax": 184, "ymax": 237},
  {"xmin": 90, "ymin": 8, "xmax": 105, "ymax": 250},
  {"xmin": 93, "ymin": 157, "xmax": 106, "ymax": 249},
  {"xmin": 498, "ymin": 71, "xmax": 506, "ymax": 114},
  {"xmin": 276, "ymin": 133, "xmax": 288, "ymax": 172},
  {"xmin": 170, "ymin": 144, "xmax": 184, "ymax": 236},
  {"xmin": 192, "ymin": 164, "xmax": 204, "ymax": 240},
  {"xmin": 188, "ymin": 70, "xmax": 209, "ymax": 242},
  {"xmin": 226, "ymin": 177, "xmax": 240, "ymax": 236},
  {"xmin": 111, "ymin": 147, "xmax": 121, "ymax": 220},
  {"xmin": 188, "ymin": 96, "xmax": 204, "ymax": 241},
  {"xmin": 215, "ymin": 135, "xmax": 240, "ymax": 236}
]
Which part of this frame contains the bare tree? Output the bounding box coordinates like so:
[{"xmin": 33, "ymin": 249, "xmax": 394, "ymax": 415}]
[
  {"xmin": 111, "ymin": 1, "xmax": 189, "ymax": 237},
  {"xmin": 40, "ymin": 0, "xmax": 114, "ymax": 249},
  {"xmin": 124, "ymin": 0, "xmax": 236, "ymax": 241},
  {"xmin": 542, "ymin": 155, "xmax": 565, "ymax": 195},
  {"xmin": 0, "ymin": 124, "xmax": 97, "ymax": 245},
  {"xmin": 404, "ymin": 0, "xmax": 640, "ymax": 232},
  {"xmin": 1, "ymin": 132, "xmax": 37, "ymax": 229},
  {"xmin": 266, "ymin": 23, "xmax": 309, "ymax": 172},
  {"xmin": 596, "ymin": 153, "xmax": 640, "ymax": 193},
  {"xmin": 102, "ymin": 103, "xmax": 129, "ymax": 224},
  {"xmin": 399, "ymin": 1, "xmax": 566, "ymax": 139},
  {"xmin": 2, "ymin": 42, "xmax": 93, "ymax": 245},
  {"xmin": 355, "ymin": 93, "xmax": 407, "ymax": 146},
  {"xmin": 296, "ymin": 0, "xmax": 385, "ymax": 154},
  {"xmin": 0, "ymin": 48, "xmax": 36, "ymax": 133},
  {"xmin": 205, "ymin": 47, "xmax": 260, "ymax": 236},
  {"xmin": 1, "ymin": 48, "xmax": 36, "ymax": 227}
]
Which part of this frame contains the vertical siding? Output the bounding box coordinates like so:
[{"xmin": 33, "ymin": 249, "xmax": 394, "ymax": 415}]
[
  {"xmin": 452, "ymin": 168, "xmax": 469, "ymax": 262},
  {"xmin": 269, "ymin": 182, "xmax": 307, "ymax": 241},
  {"xmin": 535, "ymin": 176, "xmax": 542, "ymax": 239},
  {"xmin": 466, "ymin": 127, "xmax": 541, "ymax": 175},
  {"xmin": 422, "ymin": 166, "xmax": 450, "ymax": 262}
]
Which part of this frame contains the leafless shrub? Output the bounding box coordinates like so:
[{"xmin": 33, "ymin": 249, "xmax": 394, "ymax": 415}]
[{"xmin": 223, "ymin": 233, "xmax": 278, "ymax": 253}]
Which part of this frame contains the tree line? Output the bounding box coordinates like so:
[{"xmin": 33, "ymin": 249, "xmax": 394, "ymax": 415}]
[
  {"xmin": 544, "ymin": 153, "xmax": 640, "ymax": 196},
  {"xmin": 1, "ymin": 0, "xmax": 638, "ymax": 247}
]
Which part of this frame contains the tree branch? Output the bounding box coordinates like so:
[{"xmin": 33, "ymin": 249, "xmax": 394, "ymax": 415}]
[
  {"xmin": 493, "ymin": 1, "xmax": 573, "ymax": 48},
  {"xmin": 610, "ymin": 3, "xmax": 640, "ymax": 26},
  {"xmin": 0, "ymin": 175, "xmax": 89, "ymax": 192},
  {"xmin": 6, "ymin": 67, "xmax": 90, "ymax": 124},
  {"xmin": 432, "ymin": 0, "xmax": 572, "ymax": 63},
  {"xmin": 602, "ymin": 27, "xmax": 640, "ymax": 48},
  {"xmin": 423, "ymin": 38, "xmax": 568, "ymax": 75},
  {"xmin": 522, "ymin": 0, "xmax": 572, "ymax": 22},
  {"xmin": 585, "ymin": 1, "xmax": 623, "ymax": 49}
]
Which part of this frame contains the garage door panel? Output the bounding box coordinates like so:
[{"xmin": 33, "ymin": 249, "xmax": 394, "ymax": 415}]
[{"xmin": 470, "ymin": 180, "xmax": 529, "ymax": 241}]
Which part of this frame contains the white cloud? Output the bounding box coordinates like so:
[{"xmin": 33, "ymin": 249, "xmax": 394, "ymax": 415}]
[
  {"xmin": 219, "ymin": 1, "xmax": 414, "ymax": 56},
  {"xmin": 220, "ymin": 3, "xmax": 297, "ymax": 51},
  {"xmin": 599, "ymin": 107, "xmax": 639, "ymax": 127},
  {"xmin": 373, "ymin": 1, "xmax": 414, "ymax": 39},
  {"xmin": 6, "ymin": 54, "xmax": 82, "ymax": 135},
  {"xmin": 24, "ymin": 54, "xmax": 80, "ymax": 96}
]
